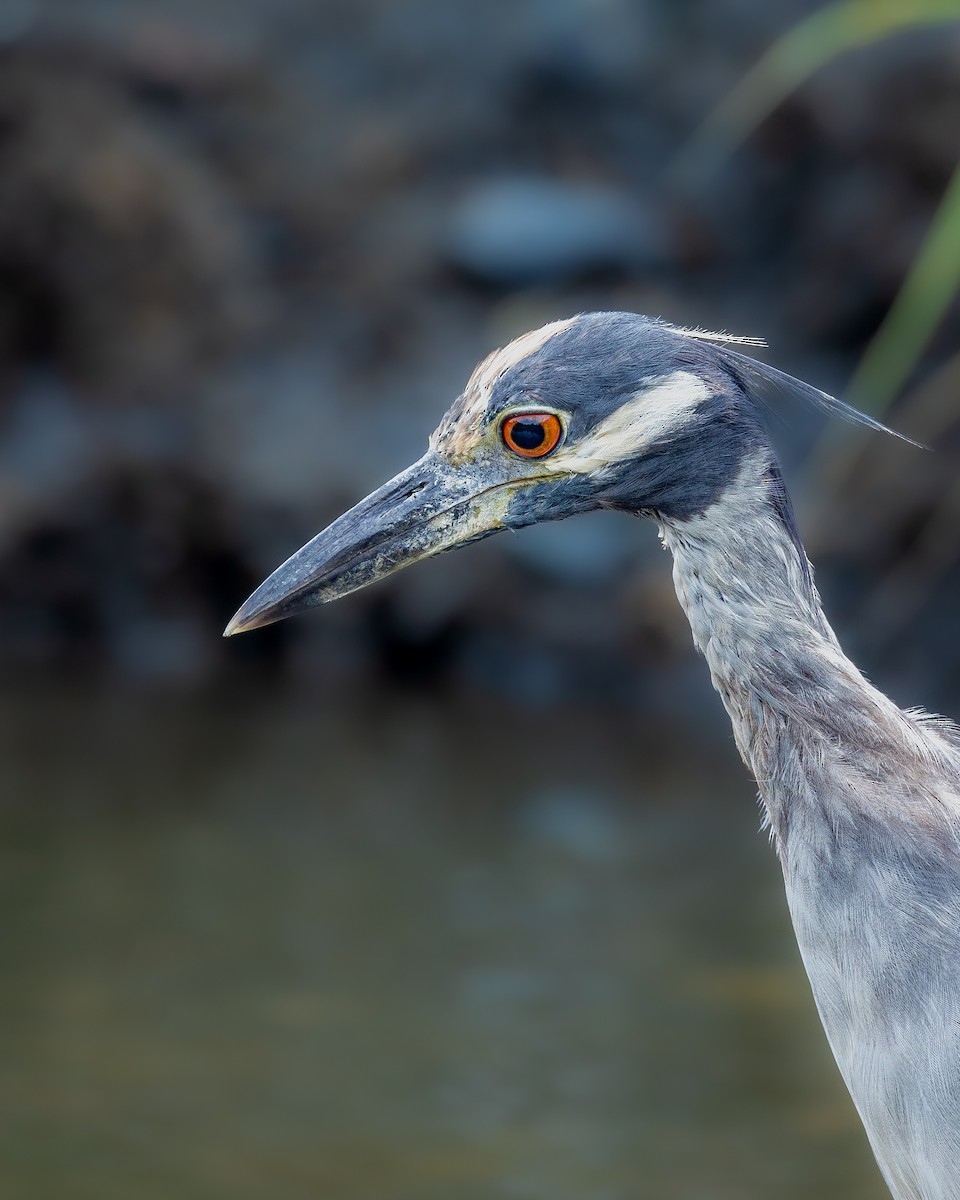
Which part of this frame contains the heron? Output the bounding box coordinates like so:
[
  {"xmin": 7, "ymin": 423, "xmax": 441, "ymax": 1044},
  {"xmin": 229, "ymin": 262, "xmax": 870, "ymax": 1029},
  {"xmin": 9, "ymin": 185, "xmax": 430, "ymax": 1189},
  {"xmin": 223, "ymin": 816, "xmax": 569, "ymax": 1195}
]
[{"xmin": 225, "ymin": 311, "xmax": 960, "ymax": 1199}]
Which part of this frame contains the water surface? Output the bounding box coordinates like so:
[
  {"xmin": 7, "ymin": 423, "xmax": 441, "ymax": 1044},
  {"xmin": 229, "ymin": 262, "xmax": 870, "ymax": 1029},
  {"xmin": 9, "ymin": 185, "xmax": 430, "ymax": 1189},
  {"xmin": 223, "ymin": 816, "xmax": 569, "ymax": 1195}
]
[{"xmin": 0, "ymin": 688, "xmax": 881, "ymax": 1198}]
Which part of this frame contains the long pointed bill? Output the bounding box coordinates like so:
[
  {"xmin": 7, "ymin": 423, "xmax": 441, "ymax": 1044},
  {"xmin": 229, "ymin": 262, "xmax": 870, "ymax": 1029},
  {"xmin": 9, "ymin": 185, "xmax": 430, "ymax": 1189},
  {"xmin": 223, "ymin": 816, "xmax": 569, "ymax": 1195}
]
[{"xmin": 224, "ymin": 451, "xmax": 517, "ymax": 636}]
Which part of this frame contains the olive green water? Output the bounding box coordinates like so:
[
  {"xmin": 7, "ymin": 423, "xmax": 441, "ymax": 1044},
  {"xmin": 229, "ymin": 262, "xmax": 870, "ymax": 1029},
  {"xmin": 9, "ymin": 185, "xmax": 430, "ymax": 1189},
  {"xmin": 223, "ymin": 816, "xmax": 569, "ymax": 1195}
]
[{"xmin": 0, "ymin": 687, "xmax": 881, "ymax": 1199}]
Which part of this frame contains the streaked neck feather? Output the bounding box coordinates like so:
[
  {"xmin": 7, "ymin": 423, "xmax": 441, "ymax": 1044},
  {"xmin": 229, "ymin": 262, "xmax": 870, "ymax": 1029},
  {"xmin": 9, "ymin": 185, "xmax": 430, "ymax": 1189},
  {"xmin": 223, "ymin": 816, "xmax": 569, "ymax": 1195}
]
[{"xmin": 658, "ymin": 454, "xmax": 949, "ymax": 853}]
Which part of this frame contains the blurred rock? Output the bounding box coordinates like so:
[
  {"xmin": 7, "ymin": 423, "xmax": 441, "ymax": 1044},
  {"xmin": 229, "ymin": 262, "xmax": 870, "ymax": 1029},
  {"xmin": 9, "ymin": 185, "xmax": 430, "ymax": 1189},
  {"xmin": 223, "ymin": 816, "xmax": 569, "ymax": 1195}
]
[
  {"xmin": 512, "ymin": 0, "xmax": 663, "ymax": 94},
  {"xmin": 0, "ymin": 5, "xmax": 951, "ymax": 714},
  {"xmin": 445, "ymin": 176, "xmax": 669, "ymax": 286},
  {"xmin": 0, "ymin": 367, "xmax": 199, "ymax": 555},
  {"xmin": 0, "ymin": 44, "xmax": 267, "ymax": 392},
  {"xmin": 0, "ymin": 465, "xmax": 276, "ymax": 681},
  {"xmin": 197, "ymin": 349, "xmax": 352, "ymax": 508},
  {"xmin": 0, "ymin": 371, "xmax": 99, "ymax": 531}
]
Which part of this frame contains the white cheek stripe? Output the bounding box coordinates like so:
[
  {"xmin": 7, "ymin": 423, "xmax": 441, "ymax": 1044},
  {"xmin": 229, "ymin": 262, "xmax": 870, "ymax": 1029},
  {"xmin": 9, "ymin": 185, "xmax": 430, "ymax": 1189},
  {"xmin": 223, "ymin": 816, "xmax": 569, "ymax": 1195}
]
[{"xmin": 542, "ymin": 370, "xmax": 711, "ymax": 473}]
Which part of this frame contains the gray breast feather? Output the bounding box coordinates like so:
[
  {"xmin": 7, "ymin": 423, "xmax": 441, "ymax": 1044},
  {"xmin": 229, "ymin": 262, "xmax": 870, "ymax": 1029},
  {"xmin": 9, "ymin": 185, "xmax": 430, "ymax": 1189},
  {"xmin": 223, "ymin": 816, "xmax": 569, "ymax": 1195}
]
[{"xmin": 784, "ymin": 771, "xmax": 960, "ymax": 1200}]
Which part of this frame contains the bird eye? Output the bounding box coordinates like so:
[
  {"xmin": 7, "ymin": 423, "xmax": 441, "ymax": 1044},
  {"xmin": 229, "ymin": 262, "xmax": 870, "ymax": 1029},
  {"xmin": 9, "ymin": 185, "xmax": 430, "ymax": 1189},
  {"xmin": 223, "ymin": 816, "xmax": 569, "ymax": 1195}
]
[{"xmin": 501, "ymin": 412, "xmax": 563, "ymax": 458}]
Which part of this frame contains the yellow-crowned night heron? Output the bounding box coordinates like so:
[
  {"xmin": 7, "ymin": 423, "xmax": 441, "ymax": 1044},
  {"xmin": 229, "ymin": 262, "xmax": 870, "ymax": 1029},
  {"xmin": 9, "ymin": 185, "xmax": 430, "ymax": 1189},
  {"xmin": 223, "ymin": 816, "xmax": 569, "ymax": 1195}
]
[{"xmin": 226, "ymin": 312, "xmax": 960, "ymax": 1200}]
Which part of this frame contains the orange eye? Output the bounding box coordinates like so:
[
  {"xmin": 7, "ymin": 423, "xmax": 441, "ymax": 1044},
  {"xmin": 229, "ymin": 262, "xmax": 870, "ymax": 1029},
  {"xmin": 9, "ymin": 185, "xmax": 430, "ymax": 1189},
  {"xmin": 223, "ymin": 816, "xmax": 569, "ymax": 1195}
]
[{"xmin": 501, "ymin": 412, "xmax": 563, "ymax": 459}]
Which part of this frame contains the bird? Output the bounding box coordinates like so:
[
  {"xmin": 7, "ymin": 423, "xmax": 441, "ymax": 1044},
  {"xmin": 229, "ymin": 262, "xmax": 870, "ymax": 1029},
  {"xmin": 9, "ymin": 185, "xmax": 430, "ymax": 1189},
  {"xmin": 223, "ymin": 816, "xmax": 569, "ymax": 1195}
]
[{"xmin": 225, "ymin": 311, "xmax": 960, "ymax": 1200}]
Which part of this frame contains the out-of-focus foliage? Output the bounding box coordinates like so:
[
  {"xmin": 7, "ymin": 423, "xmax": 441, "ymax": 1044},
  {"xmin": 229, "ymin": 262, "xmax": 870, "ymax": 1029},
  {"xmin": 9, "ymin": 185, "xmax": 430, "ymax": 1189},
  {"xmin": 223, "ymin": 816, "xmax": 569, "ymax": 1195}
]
[
  {"xmin": 677, "ymin": 0, "xmax": 960, "ymax": 179},
  {"xmin": 849, "ymin": 159, "xmax": 960, "ymax": 411},
  {"xmin": 678, "ymin": 0, "xmax": 960, "ymax": 419}
]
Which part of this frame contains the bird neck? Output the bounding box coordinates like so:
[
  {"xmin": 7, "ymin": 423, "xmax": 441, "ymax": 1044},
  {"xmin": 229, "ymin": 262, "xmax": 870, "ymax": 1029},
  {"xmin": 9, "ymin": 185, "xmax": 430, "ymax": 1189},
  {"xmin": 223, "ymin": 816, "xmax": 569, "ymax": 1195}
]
[{"xmin": 658, "ymin": 454, "xmax": 899, "ymax": 846}]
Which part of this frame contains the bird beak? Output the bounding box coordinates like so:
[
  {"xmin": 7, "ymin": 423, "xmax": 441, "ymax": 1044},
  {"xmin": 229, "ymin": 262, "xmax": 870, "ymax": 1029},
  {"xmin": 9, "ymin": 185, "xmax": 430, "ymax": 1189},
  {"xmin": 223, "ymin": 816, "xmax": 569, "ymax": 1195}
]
[{"xmin": 224, "ymin": 450, "xmax": 514, "ymax": 635}]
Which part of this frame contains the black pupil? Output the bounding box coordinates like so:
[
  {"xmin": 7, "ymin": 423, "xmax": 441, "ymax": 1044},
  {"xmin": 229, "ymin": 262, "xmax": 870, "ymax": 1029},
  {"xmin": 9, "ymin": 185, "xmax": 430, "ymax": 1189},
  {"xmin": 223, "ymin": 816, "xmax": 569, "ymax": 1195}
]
[{"xmin": 511, "ymin": 420, "xmax": 546, "ymax": 450}]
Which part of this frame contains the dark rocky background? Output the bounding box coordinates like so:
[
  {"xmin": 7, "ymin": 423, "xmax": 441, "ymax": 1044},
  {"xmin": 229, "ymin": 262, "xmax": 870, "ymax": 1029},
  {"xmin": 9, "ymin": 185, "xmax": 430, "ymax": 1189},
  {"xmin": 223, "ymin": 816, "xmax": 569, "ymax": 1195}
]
[{"xmin": 0, "ymin": 1, "xmax": 956, "ymax": 716}]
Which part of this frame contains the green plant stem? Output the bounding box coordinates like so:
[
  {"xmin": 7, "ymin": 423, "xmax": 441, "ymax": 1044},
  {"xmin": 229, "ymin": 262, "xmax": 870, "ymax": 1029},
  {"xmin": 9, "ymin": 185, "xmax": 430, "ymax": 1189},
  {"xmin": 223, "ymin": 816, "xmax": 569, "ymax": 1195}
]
[
  {"xmin": 849, "ymin": 160, "xmax": 960, "ymax": 412},
  {"xmin": 672, "ymin": 0, "xmax": 960, "ymax": 180}
]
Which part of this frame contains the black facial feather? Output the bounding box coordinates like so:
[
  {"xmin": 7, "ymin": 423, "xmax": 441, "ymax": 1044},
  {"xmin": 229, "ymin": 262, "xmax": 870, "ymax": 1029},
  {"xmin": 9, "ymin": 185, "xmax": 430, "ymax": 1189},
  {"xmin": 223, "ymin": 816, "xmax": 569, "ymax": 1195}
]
[
  {"xmin": 596, "ymin": 395, "xmax": 768, "ymax": 520},
  {"xmin": 483, "ymin": 311, "xmax": 916, "ymax": 533}
]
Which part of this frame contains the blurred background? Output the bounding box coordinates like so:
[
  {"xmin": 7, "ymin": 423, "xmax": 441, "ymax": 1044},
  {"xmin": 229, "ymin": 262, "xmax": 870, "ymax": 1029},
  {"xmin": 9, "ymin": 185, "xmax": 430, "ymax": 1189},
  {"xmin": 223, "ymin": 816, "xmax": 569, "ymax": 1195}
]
[{"xmin": 1, "ymin": 1, "xmax": 959, "ymax": 1196}]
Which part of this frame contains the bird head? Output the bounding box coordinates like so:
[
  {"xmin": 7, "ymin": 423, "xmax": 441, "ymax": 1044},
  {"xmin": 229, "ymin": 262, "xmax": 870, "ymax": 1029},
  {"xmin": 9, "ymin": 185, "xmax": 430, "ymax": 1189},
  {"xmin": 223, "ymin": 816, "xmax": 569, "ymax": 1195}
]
[{"xmin": 224, "ymin": 311, "xmax": 887, "ymax": 636}]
